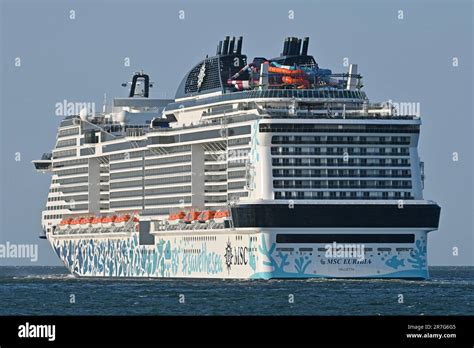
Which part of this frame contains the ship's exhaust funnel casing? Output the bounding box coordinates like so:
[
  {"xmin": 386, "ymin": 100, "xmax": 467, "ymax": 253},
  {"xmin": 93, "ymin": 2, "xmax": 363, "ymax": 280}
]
[
  {"xmin": 236, "ymin": 36, "xmax": 243, "ymax": 54},
  {"xmin": 219, "ymin": 36, "xmax": 243, "ymax": 55},
  {"xmin": 281, "ymin": 36, "xmax": 309, "ymax": 56},
  {"xmin": 287, "ymin": 37, "xmax": 294, "ymax": 55},
  {"xmin": 222, "ymin": 36, "xmax": 230, "ymax": 55},
  {"xmin": 302, "ymin": 37, "xmax": 309, "ymax": 55},
  {"xmin": 228, "ymin": 37, "xmax": 235, "ymax": 54},
  {"xmin": 301, "ymin": 37, "xmax": 309, "ymax": 56},
  {"xmin": 283, "ymin": 37, "xmax": 290, "ymax": 56}
]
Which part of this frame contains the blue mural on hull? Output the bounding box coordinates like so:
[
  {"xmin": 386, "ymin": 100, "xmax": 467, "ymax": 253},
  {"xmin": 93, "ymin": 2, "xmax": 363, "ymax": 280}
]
[
  {"xmin": 51, "ymin": 232, "xmax": 429, "ymax": 279},
  {"xmin": 250, "ymin": 234, "xmax": 429, "ymax": 279},
  {"xmin": 51, "ymin": 233, "xmax": 223, "ymax": 277},
  {"xmin": 384, "ymin": 236, "xmax": 427, "ymax": 271}
]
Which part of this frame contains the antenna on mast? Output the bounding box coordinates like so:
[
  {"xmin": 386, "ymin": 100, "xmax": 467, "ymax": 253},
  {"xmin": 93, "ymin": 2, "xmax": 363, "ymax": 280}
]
[{"xmin": 102, "ymin": 93, "xmax": 107, "ymax": 113}]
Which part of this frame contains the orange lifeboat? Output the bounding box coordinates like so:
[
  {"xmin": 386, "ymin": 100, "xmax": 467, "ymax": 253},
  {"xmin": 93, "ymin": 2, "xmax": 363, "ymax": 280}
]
[
  {"xmin": 184, "ymin": 211, "xmax": 201, "ymax": 224},
  {"xmin": 214, "ymin": 210, "xmax": 230, "ymax": 223},
  {"xmin": 58, "ymin": 218, "xmax": 72, "ymax": 229},
  {"xmin": 169, "ymin": 211, "xmax": 186, "ymax": 221},
  {"xmin": 79, "ymin": 217, "xmax": 94, "ymax": 228},
  {"xmin": 198, "ymin": 210, "xmax": 216, "ymax": 223},
  {"xmin": 214, "ymin": 210, "xmax": 230, "ymax": 219},
  {"xmin": 91, "ymin": 217, "xmax": 102, "ymax": 225},
  {"xmin": 70, "ymin": 217, "xmax": 82, "ymax": 229},
  {"xmin": 101, "ymin": 215, "xmax": 117, "ymax": 227},
  {"xmin": 114, "ymin": 214, "xmax": 130, "ymax": 227}
]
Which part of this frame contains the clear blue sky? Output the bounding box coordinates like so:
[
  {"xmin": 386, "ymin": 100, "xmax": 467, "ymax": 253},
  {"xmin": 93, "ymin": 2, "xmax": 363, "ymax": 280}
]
[{"xmin": 0, "ymin": 0, "xmax": 472, "ymax": 266}]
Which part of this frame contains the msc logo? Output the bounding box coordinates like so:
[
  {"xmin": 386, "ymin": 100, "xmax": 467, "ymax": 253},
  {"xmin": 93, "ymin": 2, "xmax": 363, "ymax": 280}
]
[
  {"xmin": 224, "ymin": 239, "xmax": 249, "ymax": 273},
  {"xmin": 224, "ymin": 239, "xmax": 233, "ymax": 272}
]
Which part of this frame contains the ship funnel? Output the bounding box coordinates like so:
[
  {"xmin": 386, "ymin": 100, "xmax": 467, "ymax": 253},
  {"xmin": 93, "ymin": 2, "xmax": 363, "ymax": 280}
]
[
  {"xmin": 301, "ymin": 37, "xmax": 309, "ymax": 55},
  {"xmin": 217, "ymin": 40, "xmax": 223, "ymax": 55},
  {"xmin": 288, "ymin": 37, "xmax": 296, "ymax": 56},
  {"xmin": 236, "ymin": 36, "xmax": 243, "ymax": 54},
  {"xmin": 296, "ymin": 38, "xmax": 302, "ymax": 55},
  {"xmin": 289, "ymin": 37, "xmax": 299, "ymax": 55},
  {"xmin": 222, "ymin": 36, "xmax": 230, "ymax": 55},
  {"xmin": 228, "ymin": 37, "xmax": 235, "ymax": 54},
  {"xmin": 282, "ymin": 37, "xmax": 290, "ymax": 56}
]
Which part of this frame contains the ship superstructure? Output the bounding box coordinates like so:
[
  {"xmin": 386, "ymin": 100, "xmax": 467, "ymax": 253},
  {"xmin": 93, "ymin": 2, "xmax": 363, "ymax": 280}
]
[{"xmin": 33, "ymin": 36, "xmax": 440, "ymax": 279}]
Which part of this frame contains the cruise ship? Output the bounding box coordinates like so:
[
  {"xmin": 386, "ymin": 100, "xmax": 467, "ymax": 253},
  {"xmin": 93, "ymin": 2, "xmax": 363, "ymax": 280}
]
[{"xmin": 33, "ymin": 36, "xmax": 440, "ymax": 279}]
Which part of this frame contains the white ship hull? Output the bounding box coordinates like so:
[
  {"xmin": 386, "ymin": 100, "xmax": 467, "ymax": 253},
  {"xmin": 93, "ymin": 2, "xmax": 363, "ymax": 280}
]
[{"xmin": 49, "ymin": 228, "xmax": 429, "ymax": 279}]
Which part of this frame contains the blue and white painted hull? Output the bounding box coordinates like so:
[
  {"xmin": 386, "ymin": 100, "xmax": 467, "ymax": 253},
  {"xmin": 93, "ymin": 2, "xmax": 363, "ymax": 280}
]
[{"xmin": 49, "ymin": 229, "xmax": 429, "ymax": 279}]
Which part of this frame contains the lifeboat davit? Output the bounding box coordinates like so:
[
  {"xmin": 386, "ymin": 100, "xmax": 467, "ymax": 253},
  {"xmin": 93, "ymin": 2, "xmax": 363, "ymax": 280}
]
[{"xmin": 198, "ymin": 210, "xmax": 216, "ymax": 223}]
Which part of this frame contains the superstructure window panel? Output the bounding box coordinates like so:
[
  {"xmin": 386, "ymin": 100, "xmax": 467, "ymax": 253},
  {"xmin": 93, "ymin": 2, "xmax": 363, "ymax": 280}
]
[
  {"xmin": 271, "ymin": 157, "xmax": 411, "ymax": 167},
  {"xmin": 228, "ymin": 181, "xmax": 246, "ymax": 190},
  {"xmin": 144, "ymin": 175, "xmax": 192, "ymax": 187},
  {"xmin": 144, "ymin": 186, "xmax": 192, "ymax": 196},
  {"xmin": 274, "ymin": 191, "xmax": 414, "ymax": 200},
  {"xmin": 57, "ymin": 176, "xmax": 89, "ymax": 185},
  {"xmin": 110, "ymin": 180, "xmax": 143, "ymax": 190},
  {"xmin": 228, "ymin": 170, "xmax": 246, "ymax": 179},
  {"xmin": 205, "ymin": 163, "xmax": 227, "ymax": 171},
  {"xmin": 261, "ymin": 123, "xmax": 419, "ymax": 134},
  {"xmin": 53, "ymin": 158, "xmax": 88, "ymax": 169},
  {"xmin": 271, "ymin": 135, "xmax": 411, "ymax": 145},
  {"xmin": 228, "ymin": 159, "xmax": 248, "ymax": 169},
  {"xmin": 110, "ymin": 151, "xmax": 145, "ymax": 162},
  {"xmin": 145, "ymin": 196, "xmax": 192, "ymax": 206},
  {"xmin": 68, "ymin": 203, "xmax": 89, "ymax": 211},
  {"xmin": 110, "ymin": 190, "xmax": 143, "ymax": 199},
  {"xmin": 56, "ymin": 138, "xmax": 77, "ymax": 148},
  {"xmin": 110, "ymin": 199, "xmax": 143, "ymax": 208},
  {"xmin": 271, "ymin": 146, "xmax": 410, "ymax": 157},
  {"xmin": 273, "ymin": 179, "xmax": 412, "ymax": 190},
  {"xmin": 110, "ymin": 160, "xmax": 144, "ymax": 171},
  {"xmin": 103, "ymin": 141, "xmax": 146, "ymax": 153},
  {"xmin": 228, "ymin": 137, "xmax": 251, "ymax": 147},
  {"xmin": 55, "ymin": 167, "xmax": 89, "ymax": 176},
  {"xmin": 228, "ymin": 192, "xmax": 249, "ymax": 200},
  {"xmin": 205, "ymin": 175, "xmax": 228, "ymax": 183},
  {"xmin": 57, "ymin": 127, "xmax": 80, "ymax": 137},
  {"xmin": 62, "ymin": 194, "xmax": 89, "ymax": 203},
  {"xmin": 110, "ymin": 170, "xmax": 143, "ymax": 180},
  {"xmin": 144, "ymin": 155, "xmax": 192, "ymax": 167},
  {"xmin": 144, "ymin": 165, "xmax": 192, "ymax": 177},
  {"xmin": 52, "ymin": 149, "xmax": 77, "ymax": 159},
  {"xmin": 145, "ymin": 145, "xmax": 192, "ymax": 156}
]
